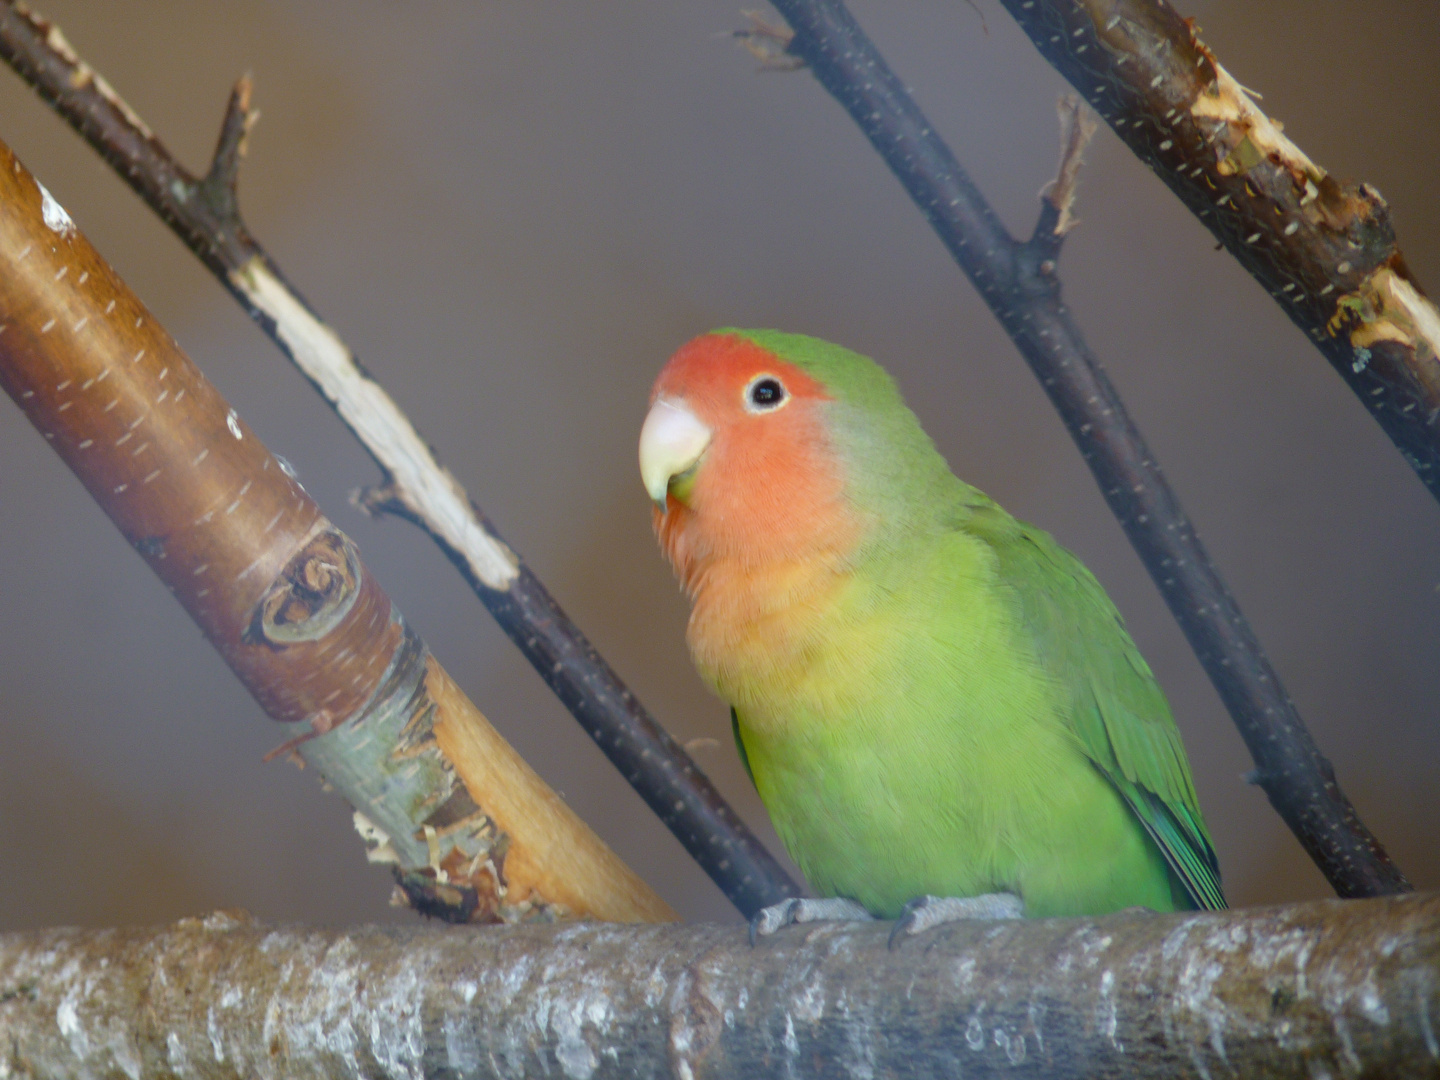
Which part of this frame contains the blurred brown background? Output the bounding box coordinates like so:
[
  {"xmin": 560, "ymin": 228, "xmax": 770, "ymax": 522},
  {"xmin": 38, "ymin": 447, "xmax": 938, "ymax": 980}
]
[{"xmin": 0, "ymin": 1, "xmax": 1435, "ymax": 929}]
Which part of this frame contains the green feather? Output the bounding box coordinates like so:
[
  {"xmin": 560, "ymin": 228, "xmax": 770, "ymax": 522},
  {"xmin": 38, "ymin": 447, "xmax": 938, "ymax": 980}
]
[
  {"xmin": 731, "ymin": 706, "xmax": 756, "ymax": 790},
  {"xmin": 963, "ymin": 498, "xmax": 1225, "ymax": 911},
  {"xmin": 691, "ymin": 330, "xmax": 1224, "ymax": 918}
]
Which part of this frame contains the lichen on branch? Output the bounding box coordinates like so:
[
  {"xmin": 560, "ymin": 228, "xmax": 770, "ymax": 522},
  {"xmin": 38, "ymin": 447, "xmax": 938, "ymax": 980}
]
[{"xmin": 0, "ymin": 893, "xmax": 1436, "ymax": 1079}]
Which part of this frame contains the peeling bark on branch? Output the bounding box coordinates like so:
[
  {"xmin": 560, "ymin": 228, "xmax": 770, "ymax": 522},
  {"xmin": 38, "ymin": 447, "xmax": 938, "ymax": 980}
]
[
  {"xmin": 0, "ymin": 137, "xmax": 672, "ymax": 926},
  {"xmin": 1000, "ymin": 0, "xmax": 1440, "ymax": 504},
  {"xmin": 1, "ymin": 895, "xmax": 1437, "ymax": 1078},
  {"xmin": 0, "ymin": 0, "xmax": 798, "ymax": 920},
  {"xmin": 765, "ymin": 0, "xmax": 1410, "ymax": 900}
]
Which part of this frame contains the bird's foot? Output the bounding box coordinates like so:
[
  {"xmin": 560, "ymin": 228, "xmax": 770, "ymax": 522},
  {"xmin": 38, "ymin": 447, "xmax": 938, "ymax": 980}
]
[
  {"xmin": 749, "ymin": 897, "xmax": 873, "ymax": 944},
  {"xmin": 888, "ymin": 892, "xmax": 1024, "ymax": 949}
]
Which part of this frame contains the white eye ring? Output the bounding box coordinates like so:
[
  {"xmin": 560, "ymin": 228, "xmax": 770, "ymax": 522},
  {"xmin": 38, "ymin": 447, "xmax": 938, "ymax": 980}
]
[{"xmin": 743, "ymin": 373, "xmax": 790, "ymax": 414}]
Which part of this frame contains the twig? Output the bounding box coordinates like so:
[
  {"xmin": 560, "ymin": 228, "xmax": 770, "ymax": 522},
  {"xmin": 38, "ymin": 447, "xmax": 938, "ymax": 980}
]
[
  {"xmin": 0, "ymin": 2, "xmax": 800, "ymax": 917},
  {"xmin": 1037, "ymin": 93, "xmax": 1099, "ymax": 246},
  {"xmin": 0, "ymin": 137, "xmax": 673, "ymax": 926},
  {"xmin": 195, "ymin": 72, "xmax": 256, "ymax": 226},
  {"xmin": 999, "ymin": 0, "xmax": 1440, "ymax": 504},
  {"xmin": 765, "ymin": 0, "xmax": 1411, "ymax": 897},
  {"xmin": 2, "ymin": 894, "xmax": 1437, "ymax": 1079}
]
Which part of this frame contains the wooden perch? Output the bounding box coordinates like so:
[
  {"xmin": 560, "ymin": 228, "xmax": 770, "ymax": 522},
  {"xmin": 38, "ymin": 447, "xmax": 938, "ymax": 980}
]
[
  {"xmin": 1, "ymin": 894, "xmax": 1437, "ymax": 1078},
  {"xmin": 1000, "ymin": 0, "xmax": 1440, "ymax": 505},
  {"xmin": 0, "ymin": 0, "xmax": 798, "ymax": 919},
  {"xmin": 765, "ymin": 0, "xmax": 1410, "ymax": 899},
  {"xmin": 0, "ymin": 136, "xmax": 672, "ymax": 926}
]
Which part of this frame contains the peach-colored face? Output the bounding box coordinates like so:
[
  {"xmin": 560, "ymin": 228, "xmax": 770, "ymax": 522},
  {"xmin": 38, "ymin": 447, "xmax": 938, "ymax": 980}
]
[{"xmin": 644, "ymin": 333, "xmax": 859, "ymax": 593}]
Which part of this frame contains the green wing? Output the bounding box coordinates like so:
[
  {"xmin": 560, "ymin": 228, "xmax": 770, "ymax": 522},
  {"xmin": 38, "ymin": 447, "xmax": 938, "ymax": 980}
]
[
  {"xmin": 963, "ymin": 497, "xmax": 1226, "ymax": 911},
  {"xmin": 731, "ymin": 706, "xmax": 757, "ymax": 790}
]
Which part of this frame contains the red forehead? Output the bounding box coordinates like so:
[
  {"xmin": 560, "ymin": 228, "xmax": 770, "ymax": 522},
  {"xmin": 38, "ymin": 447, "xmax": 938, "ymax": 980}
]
[{"xmin": 652, "ymin": 332, "xmax": 828, "ymax": 414}]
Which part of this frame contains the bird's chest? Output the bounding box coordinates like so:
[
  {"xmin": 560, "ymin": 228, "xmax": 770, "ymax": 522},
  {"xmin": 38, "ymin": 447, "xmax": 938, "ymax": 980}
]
[
  {"xmin": 684, "ymin": 555, "xmax": 859, "ymax": 710},
  {"xmin": 708, "ymin": 569, "xmax": 1075, "ymax": 913}
]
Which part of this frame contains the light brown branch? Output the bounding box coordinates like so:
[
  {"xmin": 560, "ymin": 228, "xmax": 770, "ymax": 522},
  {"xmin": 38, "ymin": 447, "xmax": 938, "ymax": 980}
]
[
  {"xmin": 0, "ymin": 135, "xmax": 673, "ymax": 926},
  {"xmin": 735, "ymin": 10, "xmax": 805, "ymax": 70},
  {"xmin": 0, "ymin": 0, "xmax": 799, "ymax": 916},
  {"xmin": 1, "ymin": 894, "xmax": 1436, "ymax": 1078}
]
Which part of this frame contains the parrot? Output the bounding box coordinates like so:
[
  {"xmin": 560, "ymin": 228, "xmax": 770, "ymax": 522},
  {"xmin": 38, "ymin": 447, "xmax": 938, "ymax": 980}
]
[{"xmin": 638, "ymin": 329, "xmax": 1224, "ymax": 938}]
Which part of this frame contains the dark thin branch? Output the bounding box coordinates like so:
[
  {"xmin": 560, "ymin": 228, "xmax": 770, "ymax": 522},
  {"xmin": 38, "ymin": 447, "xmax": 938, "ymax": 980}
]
[
  {"xmin": 2, "ymin": 894, "xmax": 1437, "ymax": 1079},
  {"xmin": 766, "ymin": 0, "xmax": 1410, "ymax": 897},
  {"xmin": 0, "ymin": 2, "xmax": 799, "ymax": 917},
  {"xmin": 1001, "ymin": 0, "xmax": 1440, "ymax": 504}
]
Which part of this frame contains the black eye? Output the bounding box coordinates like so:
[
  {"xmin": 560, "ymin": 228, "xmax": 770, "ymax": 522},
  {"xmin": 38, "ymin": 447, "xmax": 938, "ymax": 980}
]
[{"xmin": 748, "ymin": 377, "xmax": 786, "ymax": 410}]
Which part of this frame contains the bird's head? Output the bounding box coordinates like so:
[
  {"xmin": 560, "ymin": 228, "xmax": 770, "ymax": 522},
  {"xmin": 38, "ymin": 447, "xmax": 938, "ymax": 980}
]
[{"xmin": 639, "ymin": 330, "xmax": 857, "ymax": 586}]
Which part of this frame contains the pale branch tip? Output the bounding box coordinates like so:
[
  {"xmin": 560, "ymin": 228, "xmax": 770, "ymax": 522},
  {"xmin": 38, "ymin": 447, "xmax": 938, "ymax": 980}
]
[
  {"xmin": 766, "ymin": 0, "xmax": 1411, "ymax": 898},
  {"xmin": 350, "ymin": 479, "xmax": 407, "ymax": 519},
  {"xmin": 734, "ymin": 10, "xmax": 804, "ymax": 71},
  {"xmin": 1042, "ymin": 92, "xmax": 1099, "ymax": 240},
  {"xmin": 1026, "ymin": 93, "xmax": 1099, "ymax": 267},
  {"xmin": 0, "ymin": 0, "xmax": 802, "ymax": 918}
]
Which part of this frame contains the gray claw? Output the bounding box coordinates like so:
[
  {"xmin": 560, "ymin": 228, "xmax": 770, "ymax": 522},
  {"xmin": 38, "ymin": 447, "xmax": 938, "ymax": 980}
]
[
  {"xmin": 749, "ymin": 899, "xmax": 800, "ymax": 945},
  {"xmin": 749, "ymin": 897, "xmax": 873, "ymax": 945},
  {"xmin": 888, "ymin": 892, "xmax": 1025, "ymax": 949}
]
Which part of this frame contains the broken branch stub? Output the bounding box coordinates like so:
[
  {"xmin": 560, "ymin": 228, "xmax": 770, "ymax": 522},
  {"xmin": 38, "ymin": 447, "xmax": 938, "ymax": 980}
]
[
  {"xmin": 1000, "ymin": 0, "xmax": 1440, "ymax": 502},
  {"xmin": 0, "ymin": 138, "xmax": 674, "ymax": 926},
  {"xmin": 1040, "ymin": 94, "xmax": 1099, "ymax": 243}
]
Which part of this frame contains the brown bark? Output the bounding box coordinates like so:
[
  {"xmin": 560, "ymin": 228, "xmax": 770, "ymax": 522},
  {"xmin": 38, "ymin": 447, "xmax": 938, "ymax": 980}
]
[
  {"xmin": 999, "ymin": 0, "xmax": 1440, "ymax": 501},
  {"xmin": 0, "ymin": 136, "xmax": 672, "ymax": 926},
  {"xmin": 1, "ymin": 894, "xmax": 1437, "ymax": 1078}
]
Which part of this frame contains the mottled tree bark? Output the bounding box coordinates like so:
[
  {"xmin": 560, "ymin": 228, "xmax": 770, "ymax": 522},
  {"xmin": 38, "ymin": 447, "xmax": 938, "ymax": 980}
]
[
  {"xmin": 763, "ymin": 0, "xmax": 1410, "ymax": 900},
  {"xmin": 0, "ymin": 0, "xmax": 800, "ymax": 919},
  {"xmin": 1, "ymin": 895, "xmax": 1437, "ymax": 1079},
  {"xmin": 1000, "ymin": 0, "xmax": 1440, "ymax": 502},
  {"xmin": 0, "ymin": 136, "xmax": 672, "ymax": 927}
]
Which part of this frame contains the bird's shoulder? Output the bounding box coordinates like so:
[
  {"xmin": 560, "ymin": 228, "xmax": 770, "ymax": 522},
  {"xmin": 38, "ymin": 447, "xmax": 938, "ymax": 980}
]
[{"xmin": 944, "ymin": 491, "xmax": 1187, "ymax": 794}]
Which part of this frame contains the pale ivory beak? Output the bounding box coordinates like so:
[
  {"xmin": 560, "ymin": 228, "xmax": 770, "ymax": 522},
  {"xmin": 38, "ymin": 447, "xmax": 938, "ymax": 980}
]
[{"xmin": 639, "ymin": 397, "xmax": 712, "ymax": 511}]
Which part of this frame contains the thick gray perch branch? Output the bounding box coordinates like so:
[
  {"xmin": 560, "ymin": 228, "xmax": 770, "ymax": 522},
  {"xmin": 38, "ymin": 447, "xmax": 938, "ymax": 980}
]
[{"xmin": 1, "ymin": 894, "xmax": 1437, "ymax": 1079}]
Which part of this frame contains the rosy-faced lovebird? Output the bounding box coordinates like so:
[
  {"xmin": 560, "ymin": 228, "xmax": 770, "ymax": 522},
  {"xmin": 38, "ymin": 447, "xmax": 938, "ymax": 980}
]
[{"xmin": 639, "ymin": 330, "xmax": 1224, "ymax": 930}]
